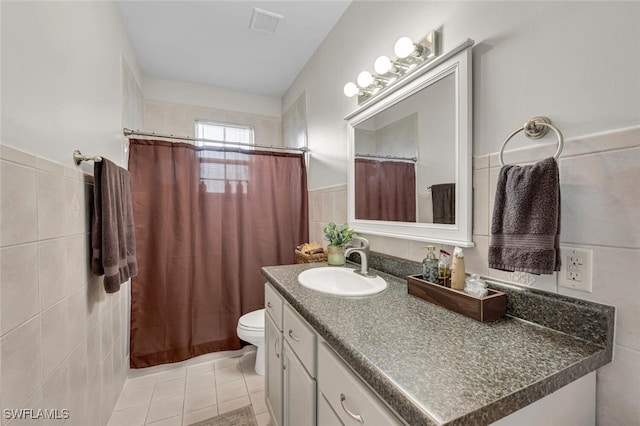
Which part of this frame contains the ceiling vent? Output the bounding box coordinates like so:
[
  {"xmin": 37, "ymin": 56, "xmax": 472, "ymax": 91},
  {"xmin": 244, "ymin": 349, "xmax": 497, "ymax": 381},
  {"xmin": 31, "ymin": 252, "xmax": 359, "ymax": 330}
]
[{"xmin": 249, "ymin": 7, "xmax": 283, "ymax": 34}]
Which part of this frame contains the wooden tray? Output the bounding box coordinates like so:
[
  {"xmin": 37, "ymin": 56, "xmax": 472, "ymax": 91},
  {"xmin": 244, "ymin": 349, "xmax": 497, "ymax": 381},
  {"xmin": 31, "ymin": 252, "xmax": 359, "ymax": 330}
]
[{"xmin": 407, "ymin": 274, "xmax": 506, "ymax": 322}]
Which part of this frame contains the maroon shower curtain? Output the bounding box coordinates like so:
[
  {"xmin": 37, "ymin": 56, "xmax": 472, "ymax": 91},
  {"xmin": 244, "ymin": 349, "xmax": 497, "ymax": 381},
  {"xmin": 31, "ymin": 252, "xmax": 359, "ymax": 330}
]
[
  {"xmin": 355, "ymin": 159, "xmax": 416, "ymax": 222},
  {"xmin": 128, "ymin": 139, "xmax": 308, "ymax": 368}
]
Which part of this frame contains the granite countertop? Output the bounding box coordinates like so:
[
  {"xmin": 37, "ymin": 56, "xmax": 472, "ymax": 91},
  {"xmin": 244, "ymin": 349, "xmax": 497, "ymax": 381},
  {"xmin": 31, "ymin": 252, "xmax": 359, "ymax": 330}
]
[{"xmin": 261, "ymin": 260, "xmax": 614, "ymax": 426}]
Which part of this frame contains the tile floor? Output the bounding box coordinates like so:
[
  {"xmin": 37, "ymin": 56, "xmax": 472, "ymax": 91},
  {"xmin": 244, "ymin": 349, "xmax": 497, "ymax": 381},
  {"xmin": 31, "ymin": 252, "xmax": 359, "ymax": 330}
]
[{"xmin": 108, "ymin": 349, "xmax": 272, "ymax": 426}]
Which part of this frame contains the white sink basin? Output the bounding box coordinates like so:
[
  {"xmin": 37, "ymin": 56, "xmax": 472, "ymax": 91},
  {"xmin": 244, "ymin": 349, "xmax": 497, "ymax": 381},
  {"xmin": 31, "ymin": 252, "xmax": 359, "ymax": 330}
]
[{"xmin": 297, "ymin": 267, "xmax": 387, "ymax": 296}]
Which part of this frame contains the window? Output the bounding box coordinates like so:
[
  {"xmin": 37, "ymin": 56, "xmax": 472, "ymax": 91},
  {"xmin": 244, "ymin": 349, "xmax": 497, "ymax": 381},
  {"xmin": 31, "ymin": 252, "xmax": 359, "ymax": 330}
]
[
  {"xmin": 195, "ymin": 120, "xmax": 254, "ymax": 147},
  {"xmin": 195, "ymin": 121, "xmax": 254, "ymax": 194}
]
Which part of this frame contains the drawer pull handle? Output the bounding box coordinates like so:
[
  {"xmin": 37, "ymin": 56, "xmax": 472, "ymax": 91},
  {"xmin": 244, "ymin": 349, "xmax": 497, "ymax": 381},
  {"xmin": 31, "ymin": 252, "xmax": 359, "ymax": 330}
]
[
  {"xmin": 288, "ymin": 329, "xmax": 301, "ymax": 342},
  {"xmin": 267, "ymin": 301, "xmax": 273, "ymax": 308},
  {"xmin": 340, "ymin": 393, "xmax": 364, "ymax": 424},
  {"xmin": 274, "ymin": 336, "xmax": 280, "ymax": 359}
]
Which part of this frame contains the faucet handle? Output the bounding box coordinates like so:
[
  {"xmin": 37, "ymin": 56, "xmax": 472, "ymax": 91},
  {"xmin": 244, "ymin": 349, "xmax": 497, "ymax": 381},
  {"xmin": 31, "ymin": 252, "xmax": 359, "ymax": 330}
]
[{"xmin": 347, "ymin": 236, "xmax": 369, "ymax": 248}]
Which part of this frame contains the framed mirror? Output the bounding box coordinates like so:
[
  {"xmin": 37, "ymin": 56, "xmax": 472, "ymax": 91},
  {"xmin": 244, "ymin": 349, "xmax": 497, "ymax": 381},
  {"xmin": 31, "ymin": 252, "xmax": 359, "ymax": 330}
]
[{"xmin": 345, "ymin": 40, "xmax": 474, "ymax": 247}]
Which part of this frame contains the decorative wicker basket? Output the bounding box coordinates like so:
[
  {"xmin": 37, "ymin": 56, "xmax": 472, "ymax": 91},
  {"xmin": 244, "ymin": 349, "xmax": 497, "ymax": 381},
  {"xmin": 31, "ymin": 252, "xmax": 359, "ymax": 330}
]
[{"xmin": 295, "ymin": 244, "xmax": 327, "ymax": 264}]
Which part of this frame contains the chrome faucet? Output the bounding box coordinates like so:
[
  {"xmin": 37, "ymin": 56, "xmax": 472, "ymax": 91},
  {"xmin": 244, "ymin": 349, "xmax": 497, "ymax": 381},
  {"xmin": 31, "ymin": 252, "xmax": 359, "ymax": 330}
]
[{"xmin": 344, "ymin": 237, "xmax": 377, "ymax": 278}]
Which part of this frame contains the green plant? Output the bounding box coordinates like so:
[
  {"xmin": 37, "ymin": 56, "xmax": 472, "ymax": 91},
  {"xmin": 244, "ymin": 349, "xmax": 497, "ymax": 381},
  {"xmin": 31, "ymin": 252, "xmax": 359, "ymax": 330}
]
[{"xmin": 323, "ymin": 222, "xmax": 357, "ymax": 247}]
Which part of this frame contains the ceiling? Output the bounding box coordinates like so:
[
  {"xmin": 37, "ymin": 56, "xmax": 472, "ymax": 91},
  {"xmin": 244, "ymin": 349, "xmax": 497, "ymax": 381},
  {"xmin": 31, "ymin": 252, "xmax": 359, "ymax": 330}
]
[{"xmin": 116, "ymin": 1, "xmax": 352, "ymax": 97}]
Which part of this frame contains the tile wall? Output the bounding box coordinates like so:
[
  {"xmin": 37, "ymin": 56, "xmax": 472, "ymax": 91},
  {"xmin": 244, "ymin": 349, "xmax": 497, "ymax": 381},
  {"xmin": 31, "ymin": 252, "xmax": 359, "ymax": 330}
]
[
  {"xmin": 309, "ymin": 126, "xmax": 640, "ymax": 424},
  {"xmin": 0, "ymin": 145, "xmax": 129, "ymax": 425},
  {"xmin": 308, "ymin": 184, "xmax": 348, "ymax": 246}
]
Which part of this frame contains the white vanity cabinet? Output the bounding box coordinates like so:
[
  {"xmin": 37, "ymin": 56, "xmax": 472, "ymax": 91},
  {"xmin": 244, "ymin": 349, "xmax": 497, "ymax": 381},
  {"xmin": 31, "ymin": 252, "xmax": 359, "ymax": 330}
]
[
  {"xmin": 318, "ymin": 342, "xmax": 402, "ymax": 426},
  {"xmin": 264, "ymin": 259, "xmax": 607, "ymax": 426},
  {"xmin": 265, "ymin": 283, "xmax": 401, "ymax": 426},
  {"xmin": 318, "ymin": 392, "xmax": 344, "ymax": 426},
  {"xmin": 282, "ymin": 302, "xmax": 317, "ymax": 426},
  {"xmin": 266, "ymin": 283, "xmax": 317, "ymax": 426},
  {"xmin": 265, "ymin": 284, "xmax": 284, "ymax": 426}
]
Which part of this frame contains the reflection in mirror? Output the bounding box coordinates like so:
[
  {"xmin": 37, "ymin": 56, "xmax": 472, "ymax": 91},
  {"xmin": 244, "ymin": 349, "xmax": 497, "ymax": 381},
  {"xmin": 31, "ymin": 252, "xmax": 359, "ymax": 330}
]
[{"xmin": 353, "ymin": 72, "xmax": 456, "ymax": 224}]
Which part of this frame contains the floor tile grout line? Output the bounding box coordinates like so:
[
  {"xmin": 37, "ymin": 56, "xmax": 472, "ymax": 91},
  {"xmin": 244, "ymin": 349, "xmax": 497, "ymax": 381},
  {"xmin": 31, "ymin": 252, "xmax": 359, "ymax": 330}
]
[{"xmin": 113, "ymin": 351, "xmax": 266, "ymax": 426}]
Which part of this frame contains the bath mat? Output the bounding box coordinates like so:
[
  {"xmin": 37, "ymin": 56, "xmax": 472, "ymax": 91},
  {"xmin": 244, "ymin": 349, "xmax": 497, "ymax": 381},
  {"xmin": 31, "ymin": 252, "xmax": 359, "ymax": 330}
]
[{"xmin": 188, "ymin": 405, "xmax": 258, "ymax": 426}]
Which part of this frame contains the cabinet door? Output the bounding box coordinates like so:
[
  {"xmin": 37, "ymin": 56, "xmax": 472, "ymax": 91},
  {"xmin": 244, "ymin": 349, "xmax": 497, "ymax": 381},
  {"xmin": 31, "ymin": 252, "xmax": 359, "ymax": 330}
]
[
  {"xmin": 283, "ymin": 340, "xmax": 316, "ymax": 426},
  {"xmin": 266, "ymin": 314, "xmax": 283, "ymax": 426}
]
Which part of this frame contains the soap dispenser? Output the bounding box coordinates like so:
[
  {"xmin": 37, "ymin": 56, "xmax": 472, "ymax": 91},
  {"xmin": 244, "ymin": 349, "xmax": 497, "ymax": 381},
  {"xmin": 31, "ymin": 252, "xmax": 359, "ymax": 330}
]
[{"xmin": 422, "ymin": 245, "xmax": 439, "ymax": 283}]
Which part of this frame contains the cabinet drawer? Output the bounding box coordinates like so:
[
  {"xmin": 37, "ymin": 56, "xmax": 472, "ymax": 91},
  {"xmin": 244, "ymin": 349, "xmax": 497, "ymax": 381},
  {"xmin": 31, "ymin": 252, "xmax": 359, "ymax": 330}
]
[
  {"xmin": 318, "ymin": 392, "xmax": 345, "ymax": 426},
  {"xmin": 283, "ymin": 304, "xmax": 317, "ymax": 378},
  {"xmin": 265, "ymin": 283, "xmax": 284, "ymax": 331},
  {"xmin": 318, "ymin": 343, "xmax": 402, "ymax": 426}
]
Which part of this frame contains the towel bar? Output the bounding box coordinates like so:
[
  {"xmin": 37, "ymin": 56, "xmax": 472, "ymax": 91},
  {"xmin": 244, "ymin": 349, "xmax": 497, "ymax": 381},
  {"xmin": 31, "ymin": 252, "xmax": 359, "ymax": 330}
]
[
  {"xmin": 498, "ymin": 116, "xmax": 564, "ymax": 166},
  {"xmin": 73, "ymin": 150, "xmax": 103, "ymax": 165}
]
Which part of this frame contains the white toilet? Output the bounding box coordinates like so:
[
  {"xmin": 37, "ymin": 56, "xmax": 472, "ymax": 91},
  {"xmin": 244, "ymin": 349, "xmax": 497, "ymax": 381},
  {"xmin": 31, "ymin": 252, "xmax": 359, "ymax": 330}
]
[{"xmin": 236, "ymin": 309, "xmax": 265, "ymax": 375}]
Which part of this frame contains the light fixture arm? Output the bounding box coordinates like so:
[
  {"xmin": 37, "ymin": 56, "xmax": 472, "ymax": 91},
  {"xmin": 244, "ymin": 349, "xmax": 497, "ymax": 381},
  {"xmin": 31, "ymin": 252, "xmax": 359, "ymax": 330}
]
[{"xmin": 344, "ymin": 30, "xmax": 439, "ymax": 105}]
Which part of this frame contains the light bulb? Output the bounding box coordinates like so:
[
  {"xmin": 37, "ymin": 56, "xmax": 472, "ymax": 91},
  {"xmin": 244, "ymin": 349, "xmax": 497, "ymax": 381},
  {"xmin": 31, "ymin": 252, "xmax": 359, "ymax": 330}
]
[
  {"xmin": 343, "ymin": 82, "xmax": 359, "ymax": 98},
  {"xmin": 394, "ymin": 36, "xmax": 415, "ymax": 59},
  {"xmin": 357, "ymin": 71, "xmax": 374, "ymax": 88},
  {"xmin": 374, "ymin": 56, "xmax": 392, "ymax": 74}
]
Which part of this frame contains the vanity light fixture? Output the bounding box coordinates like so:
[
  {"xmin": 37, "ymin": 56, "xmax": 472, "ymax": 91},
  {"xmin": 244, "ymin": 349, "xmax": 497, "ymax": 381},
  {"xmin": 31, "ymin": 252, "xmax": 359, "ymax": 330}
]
[
  {"xmin": 373, "ymin": 56, "xmax": 393, "ymax": 74},
  {"xmin": 373, "ymin": 56, "xmax": 413, "ymax": 75},
  {"xmin": 356, "ymin": 71, "xmax": 374, "ymax": 88},
  {"xmin": 343, "ymin": 30, "xmax": 439, "ymax": 104},
  {"xmin": 343, "ymin": 82, "xmax": 359, "ymax": 97},
  {"xmin": 394, "ymin": 36, "xmax": 427, "ymax": 59}
]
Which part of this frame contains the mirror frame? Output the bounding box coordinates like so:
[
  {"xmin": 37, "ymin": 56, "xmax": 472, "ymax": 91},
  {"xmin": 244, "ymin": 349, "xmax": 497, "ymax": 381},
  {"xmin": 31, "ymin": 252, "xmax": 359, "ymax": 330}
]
[{"xmin": 345, "ymin": 39, "xmax": 474, "ymax": 247}]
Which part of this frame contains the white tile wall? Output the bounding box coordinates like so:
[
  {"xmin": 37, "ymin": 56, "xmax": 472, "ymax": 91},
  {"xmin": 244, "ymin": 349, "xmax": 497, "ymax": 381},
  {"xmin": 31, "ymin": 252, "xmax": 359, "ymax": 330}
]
[
  {"xmin": 308, "ymin": 184, "xmax": 349, "ymax": 247},
  {"xmin": 1, "ymin": 243, "xmax": 39, "ymax": 335},
  {"xmin": 595, "ymin": 344, "xmax": 640, "ymax": 425},
  {"xmin": 0, "ymin": 159, "xmax": 38, "ymax": 246},
  {"xmin": 312, "ymin": 126, "xmax": 640, "ymax": 424},
  {"xmin": 0, "ymin": 147, "xmax": 129, "ymax": 425}
]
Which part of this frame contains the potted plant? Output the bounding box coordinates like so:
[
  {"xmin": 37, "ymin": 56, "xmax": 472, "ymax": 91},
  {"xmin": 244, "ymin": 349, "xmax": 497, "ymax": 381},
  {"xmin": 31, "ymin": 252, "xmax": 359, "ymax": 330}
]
[{"xmin": 323, "ymin": 222, "xmax": 357, "ymax": 266}]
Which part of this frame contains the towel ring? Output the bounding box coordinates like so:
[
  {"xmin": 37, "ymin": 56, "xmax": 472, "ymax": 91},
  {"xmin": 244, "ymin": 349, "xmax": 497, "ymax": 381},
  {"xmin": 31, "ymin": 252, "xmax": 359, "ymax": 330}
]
[{"xmin": 498, "ymin": 116, "xmax": 564, "ymax": 166}]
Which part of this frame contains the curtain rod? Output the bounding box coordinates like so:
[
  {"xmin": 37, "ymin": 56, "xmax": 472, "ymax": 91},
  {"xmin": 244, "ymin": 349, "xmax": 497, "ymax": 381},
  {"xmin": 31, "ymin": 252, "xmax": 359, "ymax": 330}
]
[
  {"xmin": 123, "ymin": 128, "xmax": 309, "ymax": 153},
  {"xmin": 355, "ymin": 153, "xmax": 417, "ymax": 162}
]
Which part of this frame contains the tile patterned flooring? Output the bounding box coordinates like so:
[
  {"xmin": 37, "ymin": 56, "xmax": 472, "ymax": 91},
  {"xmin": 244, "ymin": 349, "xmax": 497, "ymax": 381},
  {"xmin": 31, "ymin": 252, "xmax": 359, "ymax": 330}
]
[{"xmin": 108, "ymin": 349, "xmax": 271, "ymax": 426}]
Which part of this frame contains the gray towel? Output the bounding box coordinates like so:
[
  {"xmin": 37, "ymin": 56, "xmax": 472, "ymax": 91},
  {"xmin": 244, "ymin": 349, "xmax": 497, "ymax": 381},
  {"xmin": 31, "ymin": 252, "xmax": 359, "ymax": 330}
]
[
  {"xmin": 91, "ymin": 159, "xmax": 138, "ymax": 293},
  {"xmin": 431, "ymin": 183, "xmax": 455, "ymax": 224},
  {"xmin": 489, "ymin": 157, "xmax": 561, "ymax": 275}
]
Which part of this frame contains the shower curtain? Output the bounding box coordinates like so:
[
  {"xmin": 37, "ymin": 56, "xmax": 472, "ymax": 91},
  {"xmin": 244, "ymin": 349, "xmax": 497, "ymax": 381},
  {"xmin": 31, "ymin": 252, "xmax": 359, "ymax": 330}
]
[
  {"xmin": 355, "ymin": 158, "xmax": 416, "ymax": 222},
  {"xmin": 128, "ymin": 139, "xmax": 308, "ymax": 368}
]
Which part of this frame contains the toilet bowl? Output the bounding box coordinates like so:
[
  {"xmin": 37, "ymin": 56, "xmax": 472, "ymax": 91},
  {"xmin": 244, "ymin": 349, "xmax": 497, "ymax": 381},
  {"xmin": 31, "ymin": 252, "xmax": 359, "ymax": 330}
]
[{"xmin": 236, "ymin": 309, "xmax": 265, "ymax": 375}]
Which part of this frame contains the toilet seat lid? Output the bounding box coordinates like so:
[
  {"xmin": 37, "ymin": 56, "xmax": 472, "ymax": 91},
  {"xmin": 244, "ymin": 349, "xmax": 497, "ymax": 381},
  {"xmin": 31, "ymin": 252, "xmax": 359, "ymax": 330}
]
[{"xmin": 239, "ymin": 309, "xmax": 265, "ymax": 330}]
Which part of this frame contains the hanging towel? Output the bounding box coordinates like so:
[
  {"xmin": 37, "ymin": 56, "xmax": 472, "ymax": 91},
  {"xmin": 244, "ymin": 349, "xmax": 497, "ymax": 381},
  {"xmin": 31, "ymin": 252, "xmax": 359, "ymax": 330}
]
[
  {"xmin": 431, "ymin": 183, "xmax": 455, "ymax": 224},
  {"xmin": 91, "ymin": 158, "xmax": 138, "ymax": 293},
  {"xmin": 489, "ymin": 157, "xmax": 561, "ymax": 275}
]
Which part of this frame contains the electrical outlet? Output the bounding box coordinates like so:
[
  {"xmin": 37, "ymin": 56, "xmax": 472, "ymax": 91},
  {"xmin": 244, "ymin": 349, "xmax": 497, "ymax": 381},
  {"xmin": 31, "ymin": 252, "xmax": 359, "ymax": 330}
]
[
  {"xmin": 567, "ymin": 271, "xmax": 582, "ymax": 282},
  {"xmin": 558, "ymin": 247, "xmax": 593, "ymax": 292}
]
